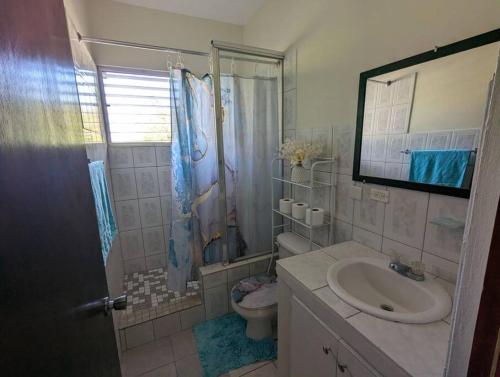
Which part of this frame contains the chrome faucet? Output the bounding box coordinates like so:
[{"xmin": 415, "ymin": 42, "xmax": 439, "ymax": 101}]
[{"xmin": 388, "ymin": 254, "xmax": 425, "ymax": 281}]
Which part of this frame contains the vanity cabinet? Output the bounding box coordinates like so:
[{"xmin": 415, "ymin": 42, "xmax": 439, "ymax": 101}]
[
  {"xmin": 290, "ymin": 296, "xmax": 339, "ymax": 377},
  {"xmin": 337, "ymin": 341, "xmax": 381, "ymax": 377},
  {"xmin": 289, "ymin": 295, "xmax": 381, "ymax": 377}
]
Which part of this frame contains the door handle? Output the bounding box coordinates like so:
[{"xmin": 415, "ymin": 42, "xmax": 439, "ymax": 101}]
[{"xmin": 104, "ymin": 294, "xmax": 127, "ymax": 315}]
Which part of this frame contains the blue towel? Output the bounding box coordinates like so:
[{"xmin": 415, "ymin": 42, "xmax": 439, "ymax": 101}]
[
  {"xmin": 409, "ymin": 150, "xmax": 471, "ymax": 188},
  {"xmin": 88, "ymin": 161, "xmax": 117, "ymax": 264}
]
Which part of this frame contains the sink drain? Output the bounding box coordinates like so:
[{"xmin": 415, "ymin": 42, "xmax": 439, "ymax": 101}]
[{"xmin": 380, "ymin": 304, "xmax": 394, "ymax": 312}]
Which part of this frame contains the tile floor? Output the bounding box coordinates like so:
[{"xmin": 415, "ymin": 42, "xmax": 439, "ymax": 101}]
[{"xmin": 120, "ymin": 329, "xmax": 277, "ymax": 377}]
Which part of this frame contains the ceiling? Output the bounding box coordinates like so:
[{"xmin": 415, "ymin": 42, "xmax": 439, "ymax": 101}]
[{"xmin": 113, "ymin": 0, "xmax": 267, "ymax": 25}]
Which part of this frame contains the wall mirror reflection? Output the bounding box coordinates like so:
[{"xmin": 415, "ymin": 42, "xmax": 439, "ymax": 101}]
[{"xmin": 354, "ymin": 31, "xmax": 500, "ymax": 198}]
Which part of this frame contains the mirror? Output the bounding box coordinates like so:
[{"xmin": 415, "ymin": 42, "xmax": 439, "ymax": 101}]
[{"xmin": 354, "ymin": 30, "xmax": 500, "ymax": 198}]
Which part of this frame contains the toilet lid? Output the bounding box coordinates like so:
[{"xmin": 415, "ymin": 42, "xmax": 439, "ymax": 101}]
[{"xmin": 231, "ymin": 275, "xmax": 278, "ymax": 309}]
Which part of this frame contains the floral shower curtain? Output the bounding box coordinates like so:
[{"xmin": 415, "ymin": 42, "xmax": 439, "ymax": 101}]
[{"xmin": 168, "ymin": 69, "xmax": 222, "ymax": 293}]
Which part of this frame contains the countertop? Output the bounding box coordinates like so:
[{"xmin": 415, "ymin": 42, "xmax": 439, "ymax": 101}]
[{"xmin": 276, "ymin": 241, "xmax": 453, "ymax": 377}]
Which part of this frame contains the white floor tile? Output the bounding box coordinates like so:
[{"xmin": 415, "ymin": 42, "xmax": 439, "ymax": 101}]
[
  {"xmin": 175, "ymin": 353, "xmax": 203, "ymax": 377},
  {"xmin": 121, "ymin": 338, "xmax": 174, "ymax": 377},
  {"xmin": 171, "ymin": 330, "xmax": 197, "ymax": 361}
]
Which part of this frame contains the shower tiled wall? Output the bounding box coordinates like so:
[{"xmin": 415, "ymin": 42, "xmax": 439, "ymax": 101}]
[
  {"xmin": 109, "ymin": 145, "xmax": 172, "ymax": 274},
  {"xmin": 283, "ymin": 45, "xmax": 468, "ymax": 285}
]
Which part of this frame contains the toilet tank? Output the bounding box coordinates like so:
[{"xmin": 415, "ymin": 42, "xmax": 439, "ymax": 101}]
[{"xmin": 276, "ymin": 232, "xmax": 318, "ymax": 259}]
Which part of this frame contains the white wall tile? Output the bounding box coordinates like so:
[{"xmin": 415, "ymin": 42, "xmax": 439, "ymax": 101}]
[
  {"xmin": 384, "ymin": 163, "xmax": 402, "ymax": 180},
  {"xmin": 424, "ymin": 195, "xmax": 467, "ymax": 262},
  {"xmin": 353, "ymin": 184, "xmax": 385, "ymax": 234},
  {"xmin": 143, "ymin": 226, "xmax": 165, "ymax": 256},
  {"xmin": 139, "ymin": 197, "xmax": 162, "ymax": 228},
  {"xmin": 124, "ymin": 257, "xmax": 146, "ymax": 274},
  {"xmin": 422, "ymin": 252, "xmax": 458, "ymax": 283},
  {"xmin": 125, "ymin": 321, "xmax": 154, "ymax": 348},
  {"xmin": 249, "ymin": 259, "xmax": 269, "ymax": 275},
  {"xmin": 383, "ymin": 188, "xmax": 428, "ymax": 249},
  {"xmin": 153, "ymin": 313, "xmax": 181, "ymax": 339},
  {"xmin": 227, "ymin": 265, "xmax": 250, "ymax": 282},
  {"xmin": 116, "ymin": 200, "xmax": 141, "ymax": 231},
  {"xmin": 312, "ymin": 127, "xmax": 334, "ymax": 160},
  {"xmin": 386, "ymin": 134, "xmax": 405, "ymax": 163},
  {"xmin": 370, "ymin": 135, "xmax": 388, "ymax": 162},
  {"xmin": 135, "ymin": 167, "xmax": 160, "ymax": 198},
  {"xmin": 353, "ymin": 226, "xmax": 382, "ymax": 251},
  {"xmin": 335, "ymin": 174, "xmax": 354, "ymax": 223},
  {"xmin": 158, "ymin": 166, "xmax": 171, "ymax": 196},
  {"xmin": 404, "ymin": 133, "xmax": 427, "ymax": 163},
  {"xmin": 334, "ymin": 219, "xmax": 353, "ymax": 243},
  {"xmin": 133, "ymin": 147, "xmax": 156, "ymax": 167},
  {"xmin": 156, "ymin": 146, "xmax": 171, "ymax": 166},
  {"xmin": 109, "ymin": 147, "xmax": 133, "ymax": 168},
  {"xmin": 203, "ymin": 270, "xmax": 227, "ymax": 289},
  {"xmin": 361, "ymin": 136, "xmax": 371, "ymax": 161},
  {"xmin": 373, "ymin": 107, "xmax": 391, "ymax": 134},
  {"xmin": 120, "ymin": 230, "xmax": 145, "ymax": 260},
  {"xmin": 382, "ymin": 238, "xmax": 422, "ymax": 264},
  {"xmin": 337, "ymin": 130, "xmax": 354, "ymax": 175},
  {"xmin": 180, "ymin": 305, "xmax": 205, "ymax": 330},
  {"xmin": 146, "ymin": 253, "xmax": 167, "ymax": 269},
  {"xmin": 111, "ymin": 168, "xmax": 137, "ymax": 201},
  {"xmin": 426, "ymin": 131, "xmax": 452, "ymax": 150},
  {"xmin": 163, "ymin": 224, "xmax": 171, "ymax": 245},
  {"xmin": 369, "ymin": 161, "xmax": 385, "ymax": 177},
  {"xmin": 204, "ymin": 284, "xmax": 228, "ymax": 320}
]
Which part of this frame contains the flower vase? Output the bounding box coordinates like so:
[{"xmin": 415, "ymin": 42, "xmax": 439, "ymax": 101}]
[{"xmin": 291, "ymin": 163, "xmax": 308, "ymax": 183}]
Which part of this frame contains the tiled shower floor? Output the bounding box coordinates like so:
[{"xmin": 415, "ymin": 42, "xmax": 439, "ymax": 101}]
[{"xmin": 119, "ymin": 267, "xmax": 202, "ymax": 329}]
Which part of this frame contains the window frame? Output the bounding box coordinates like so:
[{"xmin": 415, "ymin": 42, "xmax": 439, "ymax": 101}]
[{"xmin": 97, "ymin": 65, "xmax": 172, "ymax": 146}]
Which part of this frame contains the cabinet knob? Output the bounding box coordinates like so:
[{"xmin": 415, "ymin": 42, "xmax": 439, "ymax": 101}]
[{"xmin": 322, "ymin": 346, "xmax": 332, "ymax": 355}]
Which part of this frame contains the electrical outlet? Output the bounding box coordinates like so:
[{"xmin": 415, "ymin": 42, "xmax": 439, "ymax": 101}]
[
  {"xmin": 370, "ymin": 188, "xmax": 389, "ymax": 203},
  {"xmin": 350, "ymin": 185, "xmax": 362, "ymax": 200}
]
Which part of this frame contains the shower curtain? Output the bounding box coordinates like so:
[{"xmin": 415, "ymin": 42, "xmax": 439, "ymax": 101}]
[
  {"xmin": 168, "ymin": 68, "xmax": 278, "ymax": 293},
  {"xmin": 221, "ymin": 75, "xmax": 279, "ymax": 258},
  {"xmin": 168, "ymin": 69, "xmax": 222, "ymax": 293}
]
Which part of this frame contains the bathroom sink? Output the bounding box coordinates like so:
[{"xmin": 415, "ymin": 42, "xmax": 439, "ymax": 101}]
[{"xmin": 326, "ymin": 257, "xmax": 452, "ymax": 324}]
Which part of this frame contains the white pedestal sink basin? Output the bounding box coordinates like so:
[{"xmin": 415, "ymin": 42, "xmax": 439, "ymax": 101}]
[{"xmin": 327, "ymin": 257, "xmax": 452, "ymax": 324}]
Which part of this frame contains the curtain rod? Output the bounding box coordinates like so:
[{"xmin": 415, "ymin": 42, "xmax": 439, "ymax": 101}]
[
  {"xmin": 77, "ymin": 33, "xmax": 210, "ymax": 57},
  {"xmin": 77, "ymin": 33, "xmax": 281, "ymax": 66}
]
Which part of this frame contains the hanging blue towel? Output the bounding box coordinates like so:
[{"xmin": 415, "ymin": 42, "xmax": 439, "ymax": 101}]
[
  {"xmin": 88, "ymin": 161, "xmax": 117, "ymax": 264},
  {"xmin": 409, "ymin": 150, "xmax": 472, "ymax": 188}
]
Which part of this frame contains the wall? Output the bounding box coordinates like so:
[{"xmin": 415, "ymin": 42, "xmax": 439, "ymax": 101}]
[
  {"xmin": 447, "ymin": 51, "xmax": 500, "ymax": 377},
  {"xmin": 70, "ymin": 0, "xmax": 244, "ymax": 74}
]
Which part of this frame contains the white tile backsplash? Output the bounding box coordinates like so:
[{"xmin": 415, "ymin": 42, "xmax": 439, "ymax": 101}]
[
  {"xmin": 424, "ymin": 194, "xmax": 468, "ymax": 262},
  {"xmin": 109, "ymin": 147, "xmax": 134, "ymax": 168},
  {"xmin": 335, "ymin": 174, "xmax": 354, "ymax": 223},
  {"xmin": 155, "ymin": 146, "xmax": 171, "ymax": 166},
  {"xmin": 383, "ymin": 188, "xmax": 428, "ymax": 249},
  {"xmin": 352, "ymin": 226, "xmax": 382, "ymax": 251},
  {"xmin": 353, "ymin": 184, "xmax": 385, "ymax": 234},
  {"xmin": 382, "ymin": 237, "xmax": 422, "ymax": 264},
  {"xmin": 422, "ymin": 252, "xmax": 458, "ymax": 283},
  {"xmin": 158, "ymin": 166, "xmax": 171, "ymax": 196}
]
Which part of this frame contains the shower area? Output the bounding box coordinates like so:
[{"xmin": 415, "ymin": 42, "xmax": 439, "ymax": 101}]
[{"xmin": 77, "ymin": 34, "xmax": 284, "ymax": 345}]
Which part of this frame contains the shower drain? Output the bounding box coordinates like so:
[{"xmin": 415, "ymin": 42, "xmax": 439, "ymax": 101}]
[{"xmin": 380, "ymin": 304, "xmax": 394, "ymax": 312}]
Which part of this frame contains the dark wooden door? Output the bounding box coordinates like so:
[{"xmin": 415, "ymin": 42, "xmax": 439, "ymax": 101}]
[{"xmin": 0, "ymin": 0, "xmax": 121, "ymax": 376}]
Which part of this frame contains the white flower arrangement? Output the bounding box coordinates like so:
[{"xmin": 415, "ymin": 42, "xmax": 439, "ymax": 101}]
[{"xmin": 279, "ymin": 139, "xmax": 323, "ymax": 166}]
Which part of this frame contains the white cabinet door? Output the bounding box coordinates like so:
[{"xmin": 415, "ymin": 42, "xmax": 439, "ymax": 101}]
[
  {"xmin": 337, "ymin": 340, "xmax": 381, "ymax": 377},
  {"xmin": 290, "ymin": 296, "xmax": 339, "ymax": 377}
]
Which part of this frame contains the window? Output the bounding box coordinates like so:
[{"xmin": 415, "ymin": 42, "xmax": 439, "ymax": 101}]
[{"xmin": 99, "ymin": 67, "xmax": 171, "ymax": 144}]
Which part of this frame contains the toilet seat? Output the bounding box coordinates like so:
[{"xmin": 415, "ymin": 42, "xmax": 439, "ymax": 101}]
[{"xmin": 231, "ymin": 281, "xmax": 277, "ymax": 310}]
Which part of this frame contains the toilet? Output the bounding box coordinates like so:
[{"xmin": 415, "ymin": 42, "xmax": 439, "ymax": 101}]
[{"xmin": 231, "ymin": 232, "xmax": 313, "ymax": 340}]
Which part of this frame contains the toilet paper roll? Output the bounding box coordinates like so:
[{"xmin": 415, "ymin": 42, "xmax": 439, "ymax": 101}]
[
  {"xmin": 279, "ymin": 198, "xmax": 294, "ymax": 214},
  {"xmin": 308, "ymin": 207, "xmax": 325, "ymax": 226},
  {"xmin": 292, "ymin": 202, "xmax": 308, "ymax": 220}
]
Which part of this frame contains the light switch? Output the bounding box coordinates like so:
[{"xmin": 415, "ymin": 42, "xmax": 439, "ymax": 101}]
[
  {"xmin": 370, "ymin": 188, "xmax": 389, "ymax": 203},
  {"xmin": 350, "ymin": 185, "xmax": 362, "ymax": 200}
]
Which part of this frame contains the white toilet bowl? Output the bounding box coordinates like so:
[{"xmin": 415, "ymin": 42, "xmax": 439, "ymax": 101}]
[{"xmin": 231, "ymin": 232, "xmax": 314, "ymax": 340}]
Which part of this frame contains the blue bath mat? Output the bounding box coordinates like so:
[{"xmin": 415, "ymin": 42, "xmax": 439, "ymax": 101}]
[{"xmin": 193, "ymin": 313, "xmax": 276, "ymax": 377}]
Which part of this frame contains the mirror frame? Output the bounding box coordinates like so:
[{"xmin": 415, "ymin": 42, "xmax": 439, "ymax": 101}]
[{"xmin": 353, "ymin": 28, "xmax": 500, "ymax": 199}]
